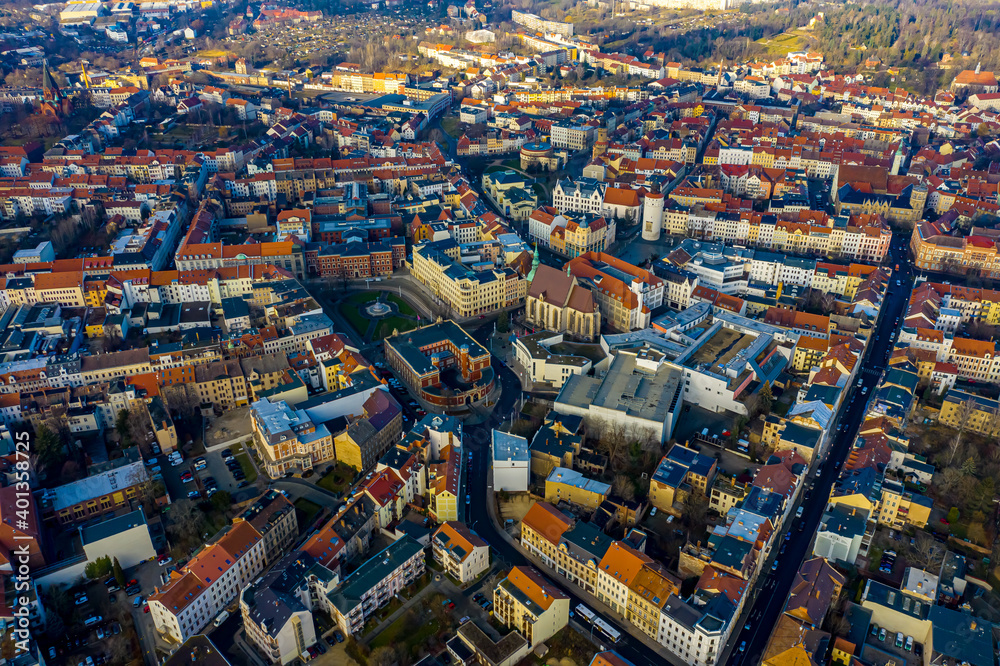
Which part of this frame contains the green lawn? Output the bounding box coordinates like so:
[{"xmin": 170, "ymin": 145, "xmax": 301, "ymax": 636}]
[
  {"xmin": 501, "ymin": 159, "xmax": 521, "ymax": 169},
  {"xmin": 231, "ymin": 442, "xmax": 259, "ymax": 483},
  {"xmin": 532, "ymin": 183, "xmax": 547, "ymax": 198},
  {"xmin": 484, "ymin": 164, "xmax": 508, "ymax": 174},
  {"xmin": 293, "ymin": 498, "xmax": 322, "ymax": 526},
  {"xmin": 317, "ymin": 463, "xmax": 355, "ymax": 495},
  {"xmin": 338, "ymin": 292, "xmax": 382, "ymax": 336},
  {"xmin": 338, "ymin": 302, "xmax": 371, "ymax": 337},
  {"xmin": 347, "ymin": 292, "xmax": 381, "ymax": 305},
  {"xmin": 386, "ymin": 294, "xmax": 417, "ymax": 317},
  {"xmin": 370, "ymin": 615, "xmax": 440, "ymax": 652},
  {"xmin": 375, "ymin": 317, "xmax": 417, "ymax": 340},
  {"xmin": 440, "ymin": 116, "xmax": 461, "ymax": 138},
  {"xmin": 755, "ymin": 30, "xmax": 808, "ymax": 56}
]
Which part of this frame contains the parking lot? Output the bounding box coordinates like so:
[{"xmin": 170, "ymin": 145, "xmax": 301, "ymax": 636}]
[
  {"xmin": 864, "ymin": 625, "xmax": 923, "ymax": 666},
  {"xmin": 378, "ymin": 365, "xmax": 427, "ymax": 427},
  {"xmin": 50, "ymin": 557, "xmax": 171, "ymax": 666},
  {"xmin": 192, "ymin": 446, "xmax": 258, "ymax": 500}
]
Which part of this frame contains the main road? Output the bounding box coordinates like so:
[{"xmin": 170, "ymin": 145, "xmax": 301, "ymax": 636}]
[{"xmin": 724, "ymin": 237, "xmax": 915, "ymax": 666}]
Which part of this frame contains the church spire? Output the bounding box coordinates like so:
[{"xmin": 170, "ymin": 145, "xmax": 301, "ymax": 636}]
[
  {"xmin": 527, "ymin": 243, "xmax": 540, "ymax": 282},
  {"xmin": 42, "ymin": 60, "xmax": 62, "ymax": 102}
]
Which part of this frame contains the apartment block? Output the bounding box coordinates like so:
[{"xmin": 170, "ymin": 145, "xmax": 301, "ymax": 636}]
[
  {"xmin": 431, "ymin": 522, "xmax": 490, "ymax": 583},
  {"xmin": 327, "ymin": 536, "xmax": 425, "ymax": 636},
  {"xmin": 240, "ymin": 551, "xmax": 338, "ymax": 664},
  {"xmin": 149, "ymin": 522, "xmax": 266, "ymax": 644},
  {"xmin": 494, "ymin": 566, "xmax": 570, "ymax": 648}
]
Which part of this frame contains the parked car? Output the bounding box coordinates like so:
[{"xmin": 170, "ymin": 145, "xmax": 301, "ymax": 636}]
[{"xmin": 133, "ymin": 596, "xmax": 144, "ymax": 608}]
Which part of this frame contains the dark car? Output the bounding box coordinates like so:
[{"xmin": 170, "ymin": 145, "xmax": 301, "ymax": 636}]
[{"xmin": 334, "ymin": 632, "xmax": 345, "ymax": 643}]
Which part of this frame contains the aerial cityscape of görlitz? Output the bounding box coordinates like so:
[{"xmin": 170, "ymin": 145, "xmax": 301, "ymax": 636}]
[{"xmin": 4, "ymin": 0, "xmax": 1000, "ymax": 664}]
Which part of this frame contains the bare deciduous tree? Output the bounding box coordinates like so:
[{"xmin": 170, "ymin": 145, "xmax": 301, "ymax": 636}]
[
  {"xmin": 948, "ymin": 396, "xmax": 977, "ymax": 465},
  {"xmin": 612, "ymin": 473, "xmax": 636, "ymax": 501}
]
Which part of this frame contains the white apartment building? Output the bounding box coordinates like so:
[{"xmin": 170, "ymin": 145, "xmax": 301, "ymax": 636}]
[
  {"xmin": 553, "ymin": 177, "xmax": 606, "ymax": 215},
  {"xmin": 492, "ymin": 430, "xmax": 530, "ymax": 492},
  {"xmin": 550, "ymin": 123, "xmax": 596, "ymax": 151},
  {"xmin": 240, "ymin": 551, "xmax": 339, "ymax": 665},
  {"xmin": 149, "ymin": 522, "xmax": 266, "ymax": 644},
  {"xmin": 658, "ymin": 595, "xmax": 731, "ymax": 666}
]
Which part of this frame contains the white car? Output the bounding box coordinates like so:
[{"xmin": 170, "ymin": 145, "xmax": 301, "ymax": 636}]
[
  {"xmin": 171, "ymin": 458, "xmax": 184, "ymax": 467},
  {"xmin": 74, "ymin": 594, "xmax": 88, "ymax": 606}
]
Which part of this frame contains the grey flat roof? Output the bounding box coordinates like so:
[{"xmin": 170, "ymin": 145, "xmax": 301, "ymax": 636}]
[
  {"xmin": 80, "ymin": 509, "xmax": 147, "ymax": 544},
  {"xmin": 492, "ymin": 430, "xmax": 529, "ymax": 462},
  {"xmin": 556, "ymin": 352, "xmax": 681, "ymax": 423}
]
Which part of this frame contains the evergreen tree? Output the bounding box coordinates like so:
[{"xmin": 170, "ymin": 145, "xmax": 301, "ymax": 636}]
[{"xmin": 113, "ymin": 557, "xmax": 126, "ymax": 589}]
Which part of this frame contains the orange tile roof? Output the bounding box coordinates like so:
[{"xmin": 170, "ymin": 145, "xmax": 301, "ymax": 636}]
[
  {"xmin": 598, "ymin": 541, "xmax": 652, "ymax": 588},
  {"xmin": 33, "ymin": 271, "xmax": 83, "ymax": 291},
  {"xmin": 505, "ymin": 566, "xmax": 567, "ymax": 611},
  {"xmin": 950, "ymin": 336, "xmax": 996, "ymax": 358},
  {"xmin": 603, "ymin": 187, "xmax": 641, "ymax": 208},
  {"xmin": 521, "ymin": 501, "xmax": 573, "ymax": 545},
  {"xmin": 149, "ymin": 571, "xmax": 206, "ymax": 613},
  {"xmin": 796, "ymin": 336, "xmax": 829, "ymax": 352}
]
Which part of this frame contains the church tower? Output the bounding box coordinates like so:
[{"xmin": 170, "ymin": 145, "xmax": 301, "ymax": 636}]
[
  {"xmin": 42, "ymin": 60, "xmax": 73, "ymax": 117},
  {"xmin": 41, "ymin": 61, "xmax": 71, "ymax": 116}
]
